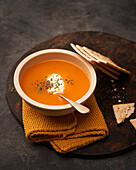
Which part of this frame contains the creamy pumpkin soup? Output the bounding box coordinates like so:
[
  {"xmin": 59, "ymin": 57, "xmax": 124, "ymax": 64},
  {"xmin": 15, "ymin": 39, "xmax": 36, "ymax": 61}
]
[{"xmin": 20, "ymin": 60, "xmax": 90, "ymax": 105}]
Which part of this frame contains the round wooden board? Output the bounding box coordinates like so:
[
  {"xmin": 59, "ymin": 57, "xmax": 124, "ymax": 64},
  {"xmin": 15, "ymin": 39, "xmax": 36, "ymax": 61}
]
[{"xmin": 6, "ymin": 31, "xmax": 136, "ymax": 158}]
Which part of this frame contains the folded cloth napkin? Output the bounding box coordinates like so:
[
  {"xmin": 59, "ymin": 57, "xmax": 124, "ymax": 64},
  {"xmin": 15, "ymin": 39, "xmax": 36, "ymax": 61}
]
[{"xmin": 22, "ymin": 95, "xmax": 109, "ymax": 153}]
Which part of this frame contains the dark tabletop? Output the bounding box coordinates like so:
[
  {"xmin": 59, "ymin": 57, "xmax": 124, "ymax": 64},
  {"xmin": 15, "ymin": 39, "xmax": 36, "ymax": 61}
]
[{"xmin": 0, "ymin": 0, "xmax": 136, "ymax": 170}]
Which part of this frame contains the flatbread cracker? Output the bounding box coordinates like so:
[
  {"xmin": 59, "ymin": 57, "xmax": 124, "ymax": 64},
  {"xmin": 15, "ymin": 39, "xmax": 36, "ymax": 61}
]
[
  {"xmin": 76, "ymin": 45, "xmax": 98, "ymax": 62},
  {"xmin": 92, "ymin": 62, "xmax": 118, "ymax": 80},
  {"xmin": 83, "ymin": 46, "xmax": 107, "ymax": 64},
  {"xmin": 130, "ymin": 118, "xmax": 136, "ymax": 130},
  {"xmin": 83, "ymin": 46, "xmax": 130, "ymax": 75},
  {"xmin": 70, "ymin": 43, "xmax": 93, "ymax": 62},
  {"xmin": 113, "ymin": 103, "xmax": 135, "ymax": 124},
  {"xmin": 76, "ymin": 45, "xmax": 121, "ymax": 76},
  {"xmin": 70, "ymin": 43, "xmax": 118, "ymax": 80},
  {"xmin": 98, "ymin": 62, "xmax": 121, "ymax": 76}
]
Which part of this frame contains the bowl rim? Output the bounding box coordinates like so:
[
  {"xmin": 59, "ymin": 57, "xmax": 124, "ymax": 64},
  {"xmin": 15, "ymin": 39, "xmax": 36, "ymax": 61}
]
[{"xmin": 14, "ymin": 49, "xmax": 97, "ymax": 110}]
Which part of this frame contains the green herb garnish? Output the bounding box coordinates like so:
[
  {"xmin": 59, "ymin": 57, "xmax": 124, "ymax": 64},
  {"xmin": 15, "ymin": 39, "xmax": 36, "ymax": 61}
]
[{"xmin": 8, "ymin": 84, "xmax": 16, "ymax": 93}]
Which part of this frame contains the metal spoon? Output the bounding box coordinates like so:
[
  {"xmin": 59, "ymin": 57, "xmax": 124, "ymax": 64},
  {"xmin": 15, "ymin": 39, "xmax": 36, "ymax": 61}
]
[{"xmin": 59, "ymin": 94, "xmax": 90, "ymax": 114}]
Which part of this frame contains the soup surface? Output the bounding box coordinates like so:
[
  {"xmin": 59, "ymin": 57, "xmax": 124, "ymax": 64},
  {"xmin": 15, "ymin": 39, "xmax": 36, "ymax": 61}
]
[{"xmin": 20, "ymin": 60, "xmax": 90, "ymax": 105}]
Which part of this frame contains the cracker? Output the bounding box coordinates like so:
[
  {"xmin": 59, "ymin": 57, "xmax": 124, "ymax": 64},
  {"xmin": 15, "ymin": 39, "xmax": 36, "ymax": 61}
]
[
  {"xmin": 112, "ymin": 103, "xmax": 135, "ymax": 124},
  {"xmin": 70, "ymin": 43, "xmax": 92, "ymax": 62},
  {"xmin": 77, "ymin": 45, "xmax": 120, "ymax": 76},
  {"xmin": 70, "ymin": 43, "xmax": 118, "ymax": 80},
  {"xmin": 130, "ymin": 118, "xmax": 136, "ymax": 130},
  {"xmin": 83, "ymin": 46, "xmax": 130, "ymax": 75},
  {"xmin": 83, "ymin": 46, "xmax": 107, "ymax": 64},
  {"xmin": 98, "ymin": 63, "xmax": 121, "ymax": 76},
  {"xmin": 94, "ymin": 63, "xmax": 118, "ymax": 80},
  {"xmin": 76, "ymin": 45, "xmax": 98, "ymax": 62}
]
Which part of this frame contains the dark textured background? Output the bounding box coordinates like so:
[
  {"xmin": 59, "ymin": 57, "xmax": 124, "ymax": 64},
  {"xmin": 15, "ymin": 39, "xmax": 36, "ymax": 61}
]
[{"xmin": 0, "ymin": 0, "xmax": 136, "ymax": 170}]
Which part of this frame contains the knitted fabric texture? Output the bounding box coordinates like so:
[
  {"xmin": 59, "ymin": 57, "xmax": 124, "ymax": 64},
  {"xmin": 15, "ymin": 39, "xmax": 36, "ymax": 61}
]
[{"xmin": 22, "ymin": 95, "xmax": 109, "ymax": 153}]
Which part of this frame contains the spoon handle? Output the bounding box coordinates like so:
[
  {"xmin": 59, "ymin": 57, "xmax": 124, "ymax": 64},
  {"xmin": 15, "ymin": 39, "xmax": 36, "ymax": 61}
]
[{"xmin": 59, "ymin": 94, "xmax": 90, "ymax": 114}]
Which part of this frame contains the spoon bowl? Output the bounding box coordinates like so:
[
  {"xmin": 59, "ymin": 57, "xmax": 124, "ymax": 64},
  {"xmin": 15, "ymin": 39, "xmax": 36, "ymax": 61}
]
[{"xmin": 59, "ymin": 94, "xmax": 90, "ymax": 114}]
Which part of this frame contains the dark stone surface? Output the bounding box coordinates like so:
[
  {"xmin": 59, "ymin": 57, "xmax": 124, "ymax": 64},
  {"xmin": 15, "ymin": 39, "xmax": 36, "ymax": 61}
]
[{"xmin": 0, "ymin": 0, "xmax": 136, "ymax": 170}]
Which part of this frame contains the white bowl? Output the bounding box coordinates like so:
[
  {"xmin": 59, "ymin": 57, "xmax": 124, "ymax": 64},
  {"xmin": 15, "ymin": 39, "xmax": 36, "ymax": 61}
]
[{"xmin": 14, "ymin": 49, "xmax": 97, "ymax": 116}]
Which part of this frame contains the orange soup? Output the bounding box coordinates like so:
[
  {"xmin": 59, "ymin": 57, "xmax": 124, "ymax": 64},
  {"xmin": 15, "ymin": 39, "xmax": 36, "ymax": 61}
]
[{"xmin": 20, "ymin": 60, "xmax": 90, "ymax": 105}]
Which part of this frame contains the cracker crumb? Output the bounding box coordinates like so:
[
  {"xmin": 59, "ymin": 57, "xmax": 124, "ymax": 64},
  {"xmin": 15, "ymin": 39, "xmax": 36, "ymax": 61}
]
[
  {"xmin": 117, "ymin": 95, "xmax": 120, "ymax": 98},
  {"xmin": 130, "ymin": 118, "xmax": 136, "ymax": 130},
  {"xmin": 118, "ymin": 100, "xmax": 122, "ymax": 103}
]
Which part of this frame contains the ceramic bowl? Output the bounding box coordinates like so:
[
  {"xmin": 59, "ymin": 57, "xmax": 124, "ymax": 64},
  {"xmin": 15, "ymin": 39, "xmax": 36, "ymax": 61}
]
[{"xmin": 14, "ymin": 49, "xmax": 97, "ymax": 116}]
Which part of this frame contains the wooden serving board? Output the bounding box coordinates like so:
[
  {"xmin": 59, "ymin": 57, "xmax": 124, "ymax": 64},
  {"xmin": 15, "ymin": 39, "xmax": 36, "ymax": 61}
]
[{"xmin": 6, "ymin": 31, "xmax": 136, "ymax": 158}]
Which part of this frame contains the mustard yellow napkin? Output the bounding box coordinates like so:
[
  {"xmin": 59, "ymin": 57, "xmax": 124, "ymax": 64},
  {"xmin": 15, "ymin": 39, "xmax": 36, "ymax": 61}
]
[
  {"xmin": 22, "ymin": 95, "xmax": 109, "ymax": 153},
  {"xmin": 22, "ymin": 101, "xmax": 77, "ymax": 142}
]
